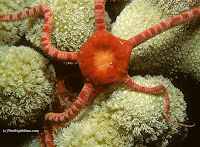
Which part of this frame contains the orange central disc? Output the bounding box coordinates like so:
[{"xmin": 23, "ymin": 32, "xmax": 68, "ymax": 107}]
[
  {"xmin": 77, "ymin": 30, "xmax": 133, "ymax": 86},
  {"xmin": 93, "ymin": 49, "xmax": 114, "ymax": 73}
]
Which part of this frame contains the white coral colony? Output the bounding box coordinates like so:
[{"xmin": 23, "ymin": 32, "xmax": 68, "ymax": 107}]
[
  {"xmin": 0, "ymin": 46, "xmax": 56, "ymax": 126},
  {"xmin": 112, "ymin": 0, "xmax": 200, "ymax": 81},
  {"xmin": 0, "ymin": 0, "xmax": 35, "ymax": 46},
  {"xmin": 25, "ymin": 0, "xmax": 111, "ymax": 52},
  {"xmin": 54, "ymin": 76, "xmax": 188, "ymax": 147}
]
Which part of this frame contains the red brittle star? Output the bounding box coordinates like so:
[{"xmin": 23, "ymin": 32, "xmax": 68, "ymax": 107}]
[{"xmin": 1, "ymin": 0, "xmax": 199, "ymax": 145}]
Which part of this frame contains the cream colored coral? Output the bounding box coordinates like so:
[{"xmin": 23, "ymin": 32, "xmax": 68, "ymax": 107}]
[
  {"xmin": 22, "ymin": 135, "xmax": 41, "ymax": 147},
  {"xmin": 0, "ymin": 45, "xmax": 56, "ymax": 127},
  {"xmin": 151, "ymin": 0, "xmax": 199, "ymax": 16},
  {"xmin": 111, "ymin": 0, "xmax": 200, "ymax": 81},
  {"xmin": 0, "ymin": 0, "xmax": 35, "ymax": 46},
  {"xmin": 54, "ymin": 75, "xmax": 188, "ymax": 147},
  {"xmin": 25, "ymin": 0, "xmax": 111, "ymax": 52}
]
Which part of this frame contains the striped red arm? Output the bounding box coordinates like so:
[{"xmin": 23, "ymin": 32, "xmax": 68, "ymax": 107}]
[
  {"xmin": 95, "ymin": 0, "xmax": 106, "ymax": 30},
  {"xmin": 128, "ymin": 7, "xmax": 200, "ymax": 47},
  {"xmin": 45, "ymin": 83, "xmax": 94, "ymax": 122},
  {"xmin": 0, "ymin": 6, "xmax": 43, "ymax": 21},
  {"xmin": 43, "ymin": 126, "xmax": 55, "ymax": 147},
  {"xmin": 122, "ymin": 75, "xmax": 195, "ymax": 127},
  {"xmin": 0, "ymin": 5, "xmax": 78, "ymax": 62}
]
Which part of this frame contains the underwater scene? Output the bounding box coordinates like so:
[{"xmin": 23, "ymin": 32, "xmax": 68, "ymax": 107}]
[{"xmin": 0, "ymin": 0, "xmax": 200, "ymax": 146}]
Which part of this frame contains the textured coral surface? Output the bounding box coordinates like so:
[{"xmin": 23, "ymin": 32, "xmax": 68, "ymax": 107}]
[
  {"xmin": 25, "ymin": 0, "xmax": 111, "ymax": 52},
  {"xmin": 112, "ymin": 0, "xmax": 200, "ymax": 81},
  {"xmin": 0, "ymin": 0, "xmax": 35, "ymax": 45},
  {"xmin": 0, "ymin": 45, "xmax": 56, "ymax": 127},
  {"xmin": 54, "ymin": 76, "xmax": 188, "ymax": 147}
]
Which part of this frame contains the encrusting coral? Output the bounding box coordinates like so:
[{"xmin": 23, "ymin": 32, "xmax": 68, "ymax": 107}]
[
  {"xmin": 0, "ymin": 0, "xmax": 35, "ymax": 46},
  {"xmin": 111, "ymin": 0, "xmax": 200, "ymax": 81},
  {"xmin": 0, "ymin": 45, "xmax": 56, "ymax": 127},
  {"xmin": 54, "ymin": 75, "xmax": 188, "ymax": 147},
  {"xmin": 151, "ymin": 0, "xmax": 200, "ymax": 16},
  {"xmin": 25, "ymin": 0, "xmax": 111, "ymax": 52}
]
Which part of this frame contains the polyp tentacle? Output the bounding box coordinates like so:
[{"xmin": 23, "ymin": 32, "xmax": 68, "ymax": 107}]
[
  {"xmin": 128, "ymin": 7, "xmax": 200, "ymax": 48},
  {"xmin": 0, "ymin": 5, "xmax": 78, "ymax": 62},
  {"xmin": 122, "ymin": 75, "xmax": 194, "ymax": 127}
]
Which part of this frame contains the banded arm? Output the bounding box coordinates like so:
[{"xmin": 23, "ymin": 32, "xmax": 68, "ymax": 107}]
[
  {"xmin": 0, "ymin": 5, "xmax": 78, "ymax": 62},
  {"xmin": 56, "ymin": 77, "xmax": 76, "ymax": 104},
  {"xmin": 43, "ymin": 126, "xmax": 55, "ymax": 147},
  {"xmin": 128, "ymin": 7, "xmax": 200, "ymax": 48},
  {"xmin": 95, "ymin": 0, "xmax": 106, "ymax": 30},
  {"xmin": 122, "ymin": 75, "xmax": 194, "ymax": 127},
  {"xmin": 45, "ymin": 83, "xmax": 94, "ymax": 122}
]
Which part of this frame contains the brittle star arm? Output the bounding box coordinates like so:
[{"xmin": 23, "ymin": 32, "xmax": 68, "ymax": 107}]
[
  {"xmin": 95, "ymin": 0, "xmax": 106, "ymax": 30},
  {"xmin": 128, "ymin": 7, "xmax": 200, "ymax": 48},
  {"xmin": 43, "ymin": 126, "xmax": 54, "ymax": 147},
  {"xmin": 45, "ymin": 83, "xmax": 94, "ymax": 122},
  {"xmin": 56, "ymin": 77, "xmax": 76, "ymax": 104},
  {"xmin": 122, "ymin": 75, "xmax": 195, "ymax": 127},
  {"xmin": 0, "ymin": 5, "xmax": 78, "ymax": 62}
]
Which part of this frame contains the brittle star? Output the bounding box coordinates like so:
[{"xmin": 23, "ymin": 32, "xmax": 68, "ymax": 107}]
[{"xmin": 1, "ymin": 0, "xmax": 198, "ymax": 144}]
